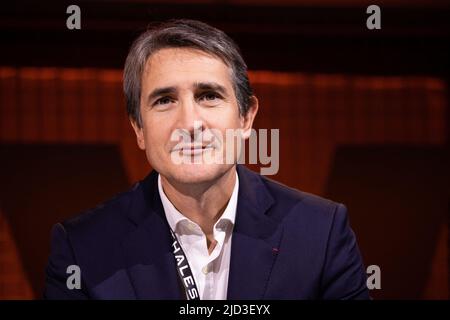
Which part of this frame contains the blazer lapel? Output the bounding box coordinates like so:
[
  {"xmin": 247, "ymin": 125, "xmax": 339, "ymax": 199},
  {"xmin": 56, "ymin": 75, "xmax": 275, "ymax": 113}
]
[
  {"xmin": 227, "ymin": 165, "xmax": 284, "ymax": 299},
  {"xmin": 121, "ymin": 170, "xmax": 183, "ymax": 299},
  {"xmin": 120, "ymin": 165, "xmax": 282, "ymax": 300}
]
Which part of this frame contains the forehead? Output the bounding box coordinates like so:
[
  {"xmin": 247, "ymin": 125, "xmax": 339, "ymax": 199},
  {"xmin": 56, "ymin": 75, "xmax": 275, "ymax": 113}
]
[{"xmin": 141, "ymin": 47, "xmax": 233, "ymax": 90}]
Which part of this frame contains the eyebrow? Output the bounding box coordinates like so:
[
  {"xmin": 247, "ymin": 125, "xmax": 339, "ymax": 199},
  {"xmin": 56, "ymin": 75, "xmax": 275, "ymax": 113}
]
[
  {"xmin": 147, "ymin": 86, "xmax": 177, "ymax": 105},
  {"xmin": 146, "ymin": 82, "xmax": 229, "ymax": 105},
  {"xmin": 194, "ymin": 82, "xmax": 228, "ymax": 96}
]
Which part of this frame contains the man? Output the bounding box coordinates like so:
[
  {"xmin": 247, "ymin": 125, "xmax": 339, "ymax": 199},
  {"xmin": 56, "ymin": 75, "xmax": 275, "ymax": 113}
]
[{"xmin": 44, "ymin": 19, "xmax": 369, "ymax": 300}]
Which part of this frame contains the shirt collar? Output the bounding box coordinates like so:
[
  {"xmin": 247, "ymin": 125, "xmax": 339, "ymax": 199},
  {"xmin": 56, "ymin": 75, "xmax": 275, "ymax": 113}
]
[{"xmin": 157, "ymin": 171, "xmax": 239, "ymax": 233}]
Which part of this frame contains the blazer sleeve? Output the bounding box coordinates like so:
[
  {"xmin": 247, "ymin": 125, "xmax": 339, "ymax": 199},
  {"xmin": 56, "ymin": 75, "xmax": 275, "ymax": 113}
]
[
  {"xmin": 320, "ymin": 204, "xmax": 370, "ymax": 300},
  {"xmin": 43, "ymin": 223, "xmax": 89, "ymax": 299}
]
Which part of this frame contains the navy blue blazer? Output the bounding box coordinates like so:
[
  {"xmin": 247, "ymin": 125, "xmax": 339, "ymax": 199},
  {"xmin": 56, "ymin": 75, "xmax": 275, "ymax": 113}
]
[{"xmin": 44, "ymin": 165, "xmax": 369, "ymax": 299}]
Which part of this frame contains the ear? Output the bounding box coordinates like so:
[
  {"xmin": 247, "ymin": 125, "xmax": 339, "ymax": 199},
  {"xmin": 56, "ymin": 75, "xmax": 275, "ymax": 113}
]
[
  {"xmin": 240, "ymin": 96, "xmax": 259, "ymax": 140},
  {"xmin": 129, "ymin": 117, "xmax": 146, "ymax": 150}
]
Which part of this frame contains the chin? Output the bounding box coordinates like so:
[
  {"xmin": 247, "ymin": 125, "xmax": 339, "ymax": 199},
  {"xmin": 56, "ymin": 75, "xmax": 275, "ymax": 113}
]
[{"xmin": 166, "ymin": 162, "xmax": 233, "ymax": 185}]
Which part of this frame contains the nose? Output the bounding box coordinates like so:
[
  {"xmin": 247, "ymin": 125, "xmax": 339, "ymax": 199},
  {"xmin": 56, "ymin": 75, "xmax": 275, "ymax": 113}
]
[{"xmin": 176, "ymin": 96, "xmax": 205, "ymax": 141}]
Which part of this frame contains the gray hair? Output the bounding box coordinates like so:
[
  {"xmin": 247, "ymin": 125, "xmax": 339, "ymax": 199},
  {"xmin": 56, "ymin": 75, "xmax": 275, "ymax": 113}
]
[{"xmin": 123, "ymin": 19, "xmax": 253, "ymax": 127}]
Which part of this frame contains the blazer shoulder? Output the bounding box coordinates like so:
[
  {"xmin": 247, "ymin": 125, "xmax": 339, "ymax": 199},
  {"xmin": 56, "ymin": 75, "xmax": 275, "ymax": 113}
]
[
  {"xmin": 46, "ymin": 181, "xmax": 147, "ymax": 294},
  {"xmin": 259, "ymin": 174, "xmax": 342, "ymax": 222},
  {"xmin": 60, "ymin": 181, "xmax": 141, "ymax": 239}
]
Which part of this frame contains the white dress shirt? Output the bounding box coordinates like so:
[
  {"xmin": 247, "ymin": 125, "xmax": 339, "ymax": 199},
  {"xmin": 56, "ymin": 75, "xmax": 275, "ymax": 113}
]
[{"xmin": 157, "ymin": 172, "xmax": 239, "ymax": 300}]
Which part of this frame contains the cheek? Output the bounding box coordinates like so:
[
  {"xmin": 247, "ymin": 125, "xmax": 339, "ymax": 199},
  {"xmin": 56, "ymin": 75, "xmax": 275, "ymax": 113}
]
[
  {"xmin": 145, "ymin": 127, "xmax": 166, "ymax": 146},
  {"xmin": 142, "ymin": 119, "xmax": 168, "ymax": 148},
  {"xmin": 210, "ymin": 103, "xmax": 242, "ymax": 127},
  {"xmin": 218, "ymin": 112, "xmax": 242, "ymax": 130}
]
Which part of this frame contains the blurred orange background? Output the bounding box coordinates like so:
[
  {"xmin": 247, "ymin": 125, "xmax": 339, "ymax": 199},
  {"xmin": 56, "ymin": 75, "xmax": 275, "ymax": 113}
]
[{"xmin": 0, "ymin": 0, "xmax": 448, "ymax": 300}]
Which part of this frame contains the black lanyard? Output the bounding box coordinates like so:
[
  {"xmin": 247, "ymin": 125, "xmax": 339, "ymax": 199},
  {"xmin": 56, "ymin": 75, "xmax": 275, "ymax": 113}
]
[{"xmin": 169, "ymin": 229, "xmax": 200, "ymax": 300}]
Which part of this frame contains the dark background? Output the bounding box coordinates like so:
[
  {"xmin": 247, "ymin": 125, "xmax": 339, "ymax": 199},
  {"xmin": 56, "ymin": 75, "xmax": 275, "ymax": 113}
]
[{"xmin": 0, "ymin": 0, "xmax": 449, "ymax": 299}]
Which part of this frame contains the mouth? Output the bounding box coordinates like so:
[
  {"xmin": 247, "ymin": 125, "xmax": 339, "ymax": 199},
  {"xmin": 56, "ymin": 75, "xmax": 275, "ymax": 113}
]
[{"xmin": 172, "ymin": 144, "xmax": 215, "ymax": 155}]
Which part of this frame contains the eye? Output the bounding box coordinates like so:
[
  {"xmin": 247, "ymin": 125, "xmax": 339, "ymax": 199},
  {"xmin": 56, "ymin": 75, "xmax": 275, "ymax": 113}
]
[
  {"xmin": 199, "ymin": 92, "xmax": 221, "ymax": 102},
  {"xmin": 154, "ymin": 96, "xmax": 174, "ymax": 106}
]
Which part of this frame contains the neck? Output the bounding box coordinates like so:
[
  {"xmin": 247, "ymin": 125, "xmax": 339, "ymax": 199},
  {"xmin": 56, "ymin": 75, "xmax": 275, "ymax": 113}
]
[{"xmin": 160, "ymin": 166, "xmax": 237, "ymax": 238}]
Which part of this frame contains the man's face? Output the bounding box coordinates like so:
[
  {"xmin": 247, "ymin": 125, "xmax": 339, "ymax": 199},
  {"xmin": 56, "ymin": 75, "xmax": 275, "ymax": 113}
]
[{"xmin": 131, "ymin": 47, "xmax": 256, "ymax": 185}]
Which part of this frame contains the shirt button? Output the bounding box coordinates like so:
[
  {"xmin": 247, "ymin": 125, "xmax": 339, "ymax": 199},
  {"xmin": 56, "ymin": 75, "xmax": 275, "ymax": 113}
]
[{"xmin": 202, "ymin": 265, "xmax": 209, "ymax": 274}]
